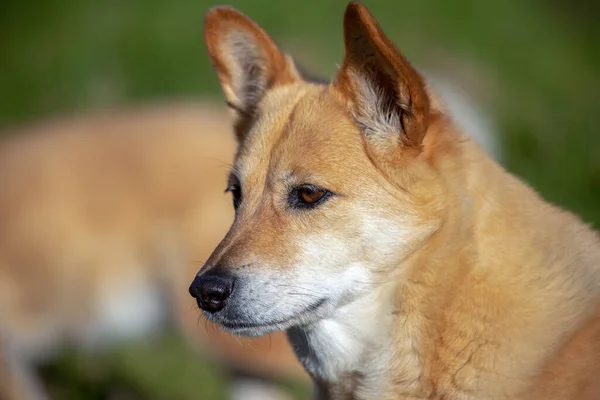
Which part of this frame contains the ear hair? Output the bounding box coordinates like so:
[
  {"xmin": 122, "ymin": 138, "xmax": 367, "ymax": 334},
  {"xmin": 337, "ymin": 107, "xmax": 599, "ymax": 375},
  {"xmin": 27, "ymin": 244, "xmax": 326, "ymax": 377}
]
[{"xmin": 335, "ymin": 1, "xmax": 430, "ymax": 148}]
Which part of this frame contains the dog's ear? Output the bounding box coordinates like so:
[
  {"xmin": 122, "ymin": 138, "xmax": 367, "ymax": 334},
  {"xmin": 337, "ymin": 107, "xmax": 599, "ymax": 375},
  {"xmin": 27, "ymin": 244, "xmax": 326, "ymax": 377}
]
[
  {"xmin": 335, "ymin": 2, "xmax": 430, "ymax": 149},
  {"xmin": 204, "ymin": 7, "xmax": 300, "ymax": 140}
]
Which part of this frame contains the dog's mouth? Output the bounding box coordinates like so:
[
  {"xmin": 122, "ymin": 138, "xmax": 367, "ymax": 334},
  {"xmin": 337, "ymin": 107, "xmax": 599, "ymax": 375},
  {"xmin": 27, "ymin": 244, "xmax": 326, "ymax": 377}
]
[{"xmin": 217, "ymin": 297, "xmax": 328, "ymax": 336}]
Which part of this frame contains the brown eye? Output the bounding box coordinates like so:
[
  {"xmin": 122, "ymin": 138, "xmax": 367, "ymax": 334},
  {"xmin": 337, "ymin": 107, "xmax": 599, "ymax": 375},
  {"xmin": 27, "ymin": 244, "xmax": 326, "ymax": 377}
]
[
  {"xmin": 300, "ymin": 188, "xmax": 325, "ymax": 204},
  {"xmin": 289, "ymin": 184, "xmax": 333, "ymax": 209}
]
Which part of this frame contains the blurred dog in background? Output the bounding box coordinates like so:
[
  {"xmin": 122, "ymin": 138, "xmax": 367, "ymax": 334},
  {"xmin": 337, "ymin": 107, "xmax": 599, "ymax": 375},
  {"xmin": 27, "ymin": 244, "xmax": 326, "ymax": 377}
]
[
  {"xmin": 0, "ymin": 66, "xmax": 500, "ymax": 400},
  {"xmin": 0, "ymin": 102, "xmax": 306, "ymax": 400}
]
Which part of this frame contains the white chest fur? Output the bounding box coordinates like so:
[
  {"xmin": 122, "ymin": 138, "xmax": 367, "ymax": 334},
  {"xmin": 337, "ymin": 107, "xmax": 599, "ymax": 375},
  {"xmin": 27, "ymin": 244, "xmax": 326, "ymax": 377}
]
[{"xmin": 287, "ymin": 290, "xmax": 395, "ymax": 397}]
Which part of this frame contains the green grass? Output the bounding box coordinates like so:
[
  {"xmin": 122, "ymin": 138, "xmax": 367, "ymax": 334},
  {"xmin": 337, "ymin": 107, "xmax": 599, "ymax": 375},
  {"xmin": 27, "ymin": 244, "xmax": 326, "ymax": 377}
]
[
  {"xmin": 1, "ymin": 0, "xmax": 598, "ymax": 398},
  {"xmin": 40, "ymin": 330, "xmax": 311, "ymax": 400},
  {"xmin": 40, "ymin": 331, "xmax": 231, "ymax": 400}
]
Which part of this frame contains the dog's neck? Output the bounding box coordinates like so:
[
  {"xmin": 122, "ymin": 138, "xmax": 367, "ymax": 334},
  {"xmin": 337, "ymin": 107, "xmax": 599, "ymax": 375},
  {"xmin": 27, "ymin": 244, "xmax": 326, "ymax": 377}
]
[{"xmin": 287, "ymin": 281, "xmax": 398, "ymax": 399}]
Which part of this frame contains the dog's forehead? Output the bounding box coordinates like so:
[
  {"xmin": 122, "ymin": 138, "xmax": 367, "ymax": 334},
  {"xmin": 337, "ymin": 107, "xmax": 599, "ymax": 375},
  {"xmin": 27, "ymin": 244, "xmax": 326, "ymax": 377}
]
[
  {"xmin": 236, "ymin": 84, "xmax": 365, "ymax": 183},
  {"xmin": 276, "ymin": 94, "xmax": 365, "ymax": 170},
  {"xmin": 234, "ymin": 82, "xmax": 310, "ymax": 180}
]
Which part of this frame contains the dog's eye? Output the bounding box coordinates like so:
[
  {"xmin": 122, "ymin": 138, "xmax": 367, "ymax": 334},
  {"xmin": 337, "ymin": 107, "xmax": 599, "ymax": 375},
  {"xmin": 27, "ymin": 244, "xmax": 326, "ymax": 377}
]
[
  {"xmin": 300, "ymin": 188, "xmax": 325, "ymax": 204},
  {"xmin": 290, "ymin": 185, "xmax": 332, "ymax": 209},
  {"xmin": 225, "ymin": 184, "xmax": 242, "ymax": 210}
]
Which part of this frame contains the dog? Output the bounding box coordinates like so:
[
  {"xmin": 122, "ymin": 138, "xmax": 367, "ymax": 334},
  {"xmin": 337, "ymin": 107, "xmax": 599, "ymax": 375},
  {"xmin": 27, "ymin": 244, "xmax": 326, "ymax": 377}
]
[
  {"xmin": 0, "ymin": 15, "xmax": 500, "ymax": 400},
  {"xmin": 190, "ymin": 2, "xmax": 600, "ymax": 399}
]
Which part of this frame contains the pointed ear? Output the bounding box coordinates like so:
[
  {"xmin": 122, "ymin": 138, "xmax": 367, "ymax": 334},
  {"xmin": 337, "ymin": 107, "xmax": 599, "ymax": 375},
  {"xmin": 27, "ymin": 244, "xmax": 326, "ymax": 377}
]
[
  {"xmin": 335, "ymin": 2, "xmax": 430, "ymax": 148},
  {"xmin": 204, "ymin": 7, "xmax": 300, "ymax": 140}
]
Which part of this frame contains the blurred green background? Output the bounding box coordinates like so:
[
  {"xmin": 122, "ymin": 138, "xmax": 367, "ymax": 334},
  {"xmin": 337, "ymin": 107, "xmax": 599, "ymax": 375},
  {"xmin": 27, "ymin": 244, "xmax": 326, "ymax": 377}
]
[{"xmin": 1, "ymin": 0, "xmax": 598, "ymax": 399}]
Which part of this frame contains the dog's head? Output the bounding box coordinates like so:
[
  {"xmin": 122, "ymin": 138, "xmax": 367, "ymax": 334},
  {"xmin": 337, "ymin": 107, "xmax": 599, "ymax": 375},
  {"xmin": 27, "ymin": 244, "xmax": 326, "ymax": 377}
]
[{"xmin": 190, "ymin": 2, "xmax": 454, "ymax": 336}]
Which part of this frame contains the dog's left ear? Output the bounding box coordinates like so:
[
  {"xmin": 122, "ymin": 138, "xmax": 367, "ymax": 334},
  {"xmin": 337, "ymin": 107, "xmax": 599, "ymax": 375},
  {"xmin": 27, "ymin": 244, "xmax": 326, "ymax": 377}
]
[{"xmin": 335, "ymin": 2, "xmax": 430, "ymax": 149}]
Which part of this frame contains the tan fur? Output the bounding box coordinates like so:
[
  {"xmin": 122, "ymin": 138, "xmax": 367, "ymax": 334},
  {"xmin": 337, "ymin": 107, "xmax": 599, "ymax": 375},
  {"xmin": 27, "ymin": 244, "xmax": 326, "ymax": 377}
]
[
  {"xmin": 195, "ymin": 2, "xmax": 600, "ymax": 399},
  {"xmin": 0, "ymin": 102, "xmax": 308, "ymax": 400}
]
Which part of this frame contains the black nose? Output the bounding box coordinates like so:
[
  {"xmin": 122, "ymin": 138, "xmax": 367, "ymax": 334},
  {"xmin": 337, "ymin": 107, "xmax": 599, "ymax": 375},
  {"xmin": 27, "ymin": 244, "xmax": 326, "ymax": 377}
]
[{"xmin": 189, "ymin": 272, "xmax": 235, "ymax": 314}]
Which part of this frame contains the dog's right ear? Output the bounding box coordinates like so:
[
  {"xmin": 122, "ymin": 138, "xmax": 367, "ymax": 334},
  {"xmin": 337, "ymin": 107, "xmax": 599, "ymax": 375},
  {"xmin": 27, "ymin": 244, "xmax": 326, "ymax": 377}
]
[{"xmin": 204, "ymin": 7, "xmax": 300, "ymax": 140}]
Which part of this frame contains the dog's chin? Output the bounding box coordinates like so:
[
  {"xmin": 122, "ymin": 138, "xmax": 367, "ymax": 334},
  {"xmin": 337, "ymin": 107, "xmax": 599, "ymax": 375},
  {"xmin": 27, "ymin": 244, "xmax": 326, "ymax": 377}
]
[
  {"xmin": 219, "ymin": 319, "xmax": 294, "ymax": 337},
  {"xmin": 210, "ymin": 297, "xmax": 329, "ymax": 337}
]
